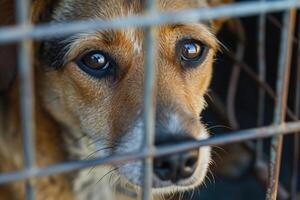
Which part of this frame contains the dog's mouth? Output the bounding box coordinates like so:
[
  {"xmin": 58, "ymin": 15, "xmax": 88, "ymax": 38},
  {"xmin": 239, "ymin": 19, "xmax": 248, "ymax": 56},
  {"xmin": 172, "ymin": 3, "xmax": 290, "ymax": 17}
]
[
  {"xmin": 114, "ymin": 146, "xmax": 211, "ymax": 194},
  {"xmin": 113, "ymin": 118, "xmax": 211, "ymax": 194}
]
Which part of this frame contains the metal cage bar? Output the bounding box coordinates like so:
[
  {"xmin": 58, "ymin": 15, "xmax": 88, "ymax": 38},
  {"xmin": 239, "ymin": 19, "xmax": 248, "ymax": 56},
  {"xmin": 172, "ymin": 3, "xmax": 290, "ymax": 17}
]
[
  {"xmin": 0, "ymin": 1, "xmax": 300, "ymax": 44},
  {"xmin": 291, "ymin": 14, "xmax": 300, "ymax": 200},
  {"xmin": 266, "ymin": 5, "xmax": 297, "ymax": 200},
  {"xmin": 142, "ymin": 0, "xmax": 157, "ymax": 199},
  {"xmin": 0, "ymin": 122, "xmax": 300, "ymax": 184},
  {"xmin": 256, "ymin": 0, "xmax": 266, "ymax": 165},
  {"xmin": 15, "ymin": 0, "xmax": 36, "ymax": 199}
]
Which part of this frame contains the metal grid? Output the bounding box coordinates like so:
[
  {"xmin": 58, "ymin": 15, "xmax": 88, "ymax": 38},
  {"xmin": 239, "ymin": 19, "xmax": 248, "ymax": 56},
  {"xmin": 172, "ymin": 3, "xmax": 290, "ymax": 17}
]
[{"xmin": 0, "ymin": 0, "xmax": 300, "ymax": 200}]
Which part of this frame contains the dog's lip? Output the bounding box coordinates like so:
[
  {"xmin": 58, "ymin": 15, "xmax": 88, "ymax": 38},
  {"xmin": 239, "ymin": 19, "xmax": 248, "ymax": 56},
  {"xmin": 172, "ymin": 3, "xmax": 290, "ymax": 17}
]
[
  {"xmin": 117, "ymin": 168, "xmax": 195, "ymax": 189},
  {"xmin": 152, "ymin": 176, "xmax": 195, "ymax": 188}
]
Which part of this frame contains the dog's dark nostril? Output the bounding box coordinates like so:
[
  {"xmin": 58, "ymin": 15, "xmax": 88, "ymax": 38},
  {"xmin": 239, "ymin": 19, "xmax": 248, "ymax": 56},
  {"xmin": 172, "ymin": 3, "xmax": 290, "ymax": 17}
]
[
  {"xmin": 186, "ymin": 156, "xmax": 197, "ymax": 168},
  {"xmin": 154, "ymin": 150, "xmax": 199, "ymax": 182},
  {"xmin": 154, "ymin": 157, "xmax": 177, "ymax": 181},
  {"xmin": 180, "ymin": 151, "xmax": 198, "ymax": 179},
  {"xmin": 156, "ymin": 160, "xmax": 172, "ymax": 170}
]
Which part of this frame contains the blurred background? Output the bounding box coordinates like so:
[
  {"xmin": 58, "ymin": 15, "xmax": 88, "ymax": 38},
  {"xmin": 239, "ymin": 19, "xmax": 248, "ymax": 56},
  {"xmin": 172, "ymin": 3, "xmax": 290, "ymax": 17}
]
[{"xmin": 191, "ymin": 4, "xmax": 300, "ymax": 200}]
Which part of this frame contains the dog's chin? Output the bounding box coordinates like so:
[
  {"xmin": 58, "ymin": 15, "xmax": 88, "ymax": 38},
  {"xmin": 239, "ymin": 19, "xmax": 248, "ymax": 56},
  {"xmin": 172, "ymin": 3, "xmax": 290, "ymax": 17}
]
[{"xmin": 117, "ymin": 146, "xmax": 211, "ymax": 195}]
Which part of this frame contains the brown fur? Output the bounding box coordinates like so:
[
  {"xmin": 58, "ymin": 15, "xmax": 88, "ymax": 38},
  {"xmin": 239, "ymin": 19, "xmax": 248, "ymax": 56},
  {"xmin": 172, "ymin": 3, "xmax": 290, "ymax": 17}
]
[{"xmin": 0, "ymin": 0, "xmax": 228, "ymax": 199}]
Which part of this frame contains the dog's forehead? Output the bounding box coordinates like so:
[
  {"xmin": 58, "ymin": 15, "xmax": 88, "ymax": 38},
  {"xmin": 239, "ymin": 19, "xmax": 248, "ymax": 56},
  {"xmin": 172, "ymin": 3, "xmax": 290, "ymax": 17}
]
[
  {"xmin": 41, "ymin": 0, "xmax": 213, "ymax": 68},
  {"xmin": 53, "ymin": 0, "xmax": 207, "ymax": 21}
]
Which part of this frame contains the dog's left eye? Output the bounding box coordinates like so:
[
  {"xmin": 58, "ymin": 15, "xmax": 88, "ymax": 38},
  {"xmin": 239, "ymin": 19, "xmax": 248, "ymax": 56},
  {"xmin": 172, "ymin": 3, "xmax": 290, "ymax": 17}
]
[
  {"xmin": 178, "ymin": 40, "xmax": 208, "ymax": 68},
  {"xmin": 76, "ymin": 50, "xmax": 114, "ymax": 78}
]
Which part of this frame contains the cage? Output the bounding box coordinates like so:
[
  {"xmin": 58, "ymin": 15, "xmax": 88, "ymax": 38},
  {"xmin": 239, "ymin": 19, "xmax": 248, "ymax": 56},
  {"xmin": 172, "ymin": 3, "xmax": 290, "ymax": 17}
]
[{"xmin": 0, "ymin": 0, "xmax": 299, "ymax": 200}]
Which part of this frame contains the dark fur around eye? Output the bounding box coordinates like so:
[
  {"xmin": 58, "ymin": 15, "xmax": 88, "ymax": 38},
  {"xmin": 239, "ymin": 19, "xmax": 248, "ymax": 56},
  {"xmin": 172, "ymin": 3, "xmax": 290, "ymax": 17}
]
[
  {"xmin": 39, "ymin": 37, "xmax": 72, "ymax": 69},
  {"xmin": 39, "ymin": 38, "xmax": 117, "ymax": 80}
]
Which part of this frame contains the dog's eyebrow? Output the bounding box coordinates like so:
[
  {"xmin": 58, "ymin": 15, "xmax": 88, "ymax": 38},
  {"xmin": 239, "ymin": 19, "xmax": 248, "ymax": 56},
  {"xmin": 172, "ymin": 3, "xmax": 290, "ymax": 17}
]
[
  {"xmin": 170, "ymin": 24, "xmax": 185, "ymax": 29},
  {"xmin": 39, "ymin": 29, "xmax": 122, "ymax": 68},
  {"xmin": 39, "ymin": 36, "xmax": 73, "ymax": 69},
  {"xmin": 171, "ymin": 21, "xmax": 213, "ymax": 30}
]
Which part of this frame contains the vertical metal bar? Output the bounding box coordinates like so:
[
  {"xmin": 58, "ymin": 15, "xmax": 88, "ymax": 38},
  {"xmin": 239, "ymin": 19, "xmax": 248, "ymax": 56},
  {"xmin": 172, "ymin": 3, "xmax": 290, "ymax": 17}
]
[
  {"xmin": 226, "ymin": 43, "xmax": 243, "ymax": 129},
  {"xmin": 142, "ymin": 0, "xmax": 157, "ymax": 200},
  {"xmin": 256, "ymin": 0, "xmax": 266, "ymax": 165},
  {"xmin": 290, "ymin": 13, "xmax": 300, "ymax": 199},
  {"xmin": 15, "ymin": 0, "xmax": 36, "ymax": 199},
  {"xmin": 266, "ymin": 7, "xmax": 297, "ymax": 200}
]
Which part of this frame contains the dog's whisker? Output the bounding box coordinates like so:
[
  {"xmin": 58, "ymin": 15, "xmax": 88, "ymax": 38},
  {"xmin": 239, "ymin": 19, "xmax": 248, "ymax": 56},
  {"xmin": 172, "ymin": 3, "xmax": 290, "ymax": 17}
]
[
  {"xmin": 210, "ymin": 149, "xmax": 223, "ymax": 163},
  {"xmin": 179, "ymin": 191, "xmax": 184, "ymax": 200},
  {"xmin": 210, "ymin": 145, "xmax": 226, "ymax": 152},
  {"xmin": 87, "ymin": 137, "xmax": 106, "ymax": 146},
  {"xmin": 195, "ymin": 187, "xmax": 201, "ymax": 200},
  {"xmin": 111, "ymin": 176, "xmax": 121, "ymax": 193},
  {"xmin": 208, "ymin": 169, "xmax": 216, "ymax": 185},
  {"xmin": 205, "ymin": 172, "xmax": 213, "ymax": 185},
  {"xmin": 95, "ymin": 168, "xmax": 119, "ymax": 186},
  {"xmin": 189, "ymin": 187, "xmax": 195, "ymax": 200},
  {"xmin": 84, "ymin": 146, "xmax": 113, "ymax": 160}
]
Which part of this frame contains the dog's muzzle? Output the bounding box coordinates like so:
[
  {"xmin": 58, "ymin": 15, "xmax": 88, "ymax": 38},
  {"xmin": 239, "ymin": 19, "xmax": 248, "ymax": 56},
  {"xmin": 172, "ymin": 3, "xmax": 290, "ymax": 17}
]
[{"xmin": 154, "ymin": 136, "xmax": 199, "ymax": 182}]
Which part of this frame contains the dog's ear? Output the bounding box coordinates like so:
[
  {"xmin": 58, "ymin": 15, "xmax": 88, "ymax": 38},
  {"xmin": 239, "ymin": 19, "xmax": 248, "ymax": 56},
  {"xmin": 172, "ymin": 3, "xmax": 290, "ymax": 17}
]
[
  {"xmin": 205, "ymin": 0, "xmax": 233, "ymax": 33},
  {"xmin": 31, "ymin": 0, "xmax": 60, "ymax": 23}
]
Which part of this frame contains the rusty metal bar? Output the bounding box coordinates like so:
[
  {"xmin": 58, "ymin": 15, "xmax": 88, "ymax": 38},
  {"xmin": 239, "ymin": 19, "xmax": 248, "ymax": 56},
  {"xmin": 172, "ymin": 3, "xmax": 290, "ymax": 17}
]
[
  {"xmin": 15, "ymin": 0, "xmax": 35, "ymax": 199},
  {"xmin": 266, "ymin": 7, "xmax": 297, "ymax": 200},
  {"xmin": 256, "ymin": 0, "xmax": 267, "ymax": 165},
  {"xmin": 142, "ymin": 0, "xmax": 157, "ymax": 199},
  {"xmin": 253, "ymin": 157, "xmax": 290, "ymax": 200},
  {"xmin": 267, "ymin": 15, "xmax": 299, "ymax": 45},
  {"xmin": 0, "ymin": 1, "xmax": 300, "ymax": 44},
  {"xmin": 290, "ymin": 12, "xmax": 300, "ymax": 200},
  {"xmin": 0, "ymin": 122, "xmax": 299, "ymax": 186}
]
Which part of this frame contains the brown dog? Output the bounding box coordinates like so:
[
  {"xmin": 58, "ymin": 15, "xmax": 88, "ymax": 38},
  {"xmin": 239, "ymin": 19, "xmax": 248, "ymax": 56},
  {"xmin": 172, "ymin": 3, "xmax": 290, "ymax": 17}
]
[{"xmin": 0, "ymin": 0, "xmax": 225, "ymax": 199}]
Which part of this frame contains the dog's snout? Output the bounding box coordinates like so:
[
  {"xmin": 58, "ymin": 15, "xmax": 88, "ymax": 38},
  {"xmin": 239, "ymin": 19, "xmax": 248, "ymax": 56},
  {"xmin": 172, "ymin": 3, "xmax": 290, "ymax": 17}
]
[
  {"xmin": 154, "ymin": 150, "xmax": 198, "ymax": 182},
  {"xmin": 154, "ymin": 136, "xmax": 199, "ymax": 182}
]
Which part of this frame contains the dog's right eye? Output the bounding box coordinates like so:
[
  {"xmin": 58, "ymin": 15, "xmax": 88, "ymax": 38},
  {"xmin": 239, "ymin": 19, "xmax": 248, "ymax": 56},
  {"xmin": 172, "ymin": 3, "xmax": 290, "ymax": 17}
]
[{"xmin": 76, "ymin": 50, "xmax": 115, "ymax": 78}]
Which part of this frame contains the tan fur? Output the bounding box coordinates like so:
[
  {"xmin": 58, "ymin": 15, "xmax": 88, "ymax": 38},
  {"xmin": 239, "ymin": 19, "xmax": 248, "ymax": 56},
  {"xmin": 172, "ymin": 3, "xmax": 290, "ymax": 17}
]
[{"xmin": 0, "ymin": 0, "xmax": 228, "ymax": 199}]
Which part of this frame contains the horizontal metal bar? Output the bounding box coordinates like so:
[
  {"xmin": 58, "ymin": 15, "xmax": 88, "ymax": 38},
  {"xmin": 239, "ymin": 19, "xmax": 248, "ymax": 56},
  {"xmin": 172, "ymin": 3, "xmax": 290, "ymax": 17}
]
[
  {"xmin": 0, "ymin": 1, "xmax": 300, "ymax": 44},
  {"xmin": 0, "ymin": 122, "xmax": 299, "ymax": 185}
]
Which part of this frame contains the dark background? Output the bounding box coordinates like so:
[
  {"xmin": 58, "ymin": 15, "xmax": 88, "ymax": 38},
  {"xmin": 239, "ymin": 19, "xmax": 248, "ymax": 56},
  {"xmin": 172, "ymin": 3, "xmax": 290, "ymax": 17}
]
[{"xmin": 187, "ymin": 10, "xmax": 300, "ymax": 200}]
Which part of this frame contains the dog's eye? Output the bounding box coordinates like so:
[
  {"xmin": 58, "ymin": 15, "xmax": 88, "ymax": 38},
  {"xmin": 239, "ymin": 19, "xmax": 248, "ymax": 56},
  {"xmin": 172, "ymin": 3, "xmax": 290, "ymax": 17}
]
[
  {"xmin": 179, "ymin": 40, "xmax": 208, "ymax": 67},
  {"xmin": 182, "ymin": 42, "xmax": 202, "ymax": 60},
  {"xmin": 76, "ymin": 50, "xmax": 114, "ymax": 78},
  {"xmin": 83, "ymin": 52, "xmax": 108, "ymax": 69}
]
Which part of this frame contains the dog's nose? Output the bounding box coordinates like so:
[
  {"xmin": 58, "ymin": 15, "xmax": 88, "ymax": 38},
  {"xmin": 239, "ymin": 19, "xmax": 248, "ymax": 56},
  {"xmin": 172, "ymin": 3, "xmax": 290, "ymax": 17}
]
[
  {"xmin": 154, "ymin": 150, "xmax": 198, "ymax": 182},
  {"xmin": 154, "ymin": 136, "xmax": 199, "ymax": 182}
]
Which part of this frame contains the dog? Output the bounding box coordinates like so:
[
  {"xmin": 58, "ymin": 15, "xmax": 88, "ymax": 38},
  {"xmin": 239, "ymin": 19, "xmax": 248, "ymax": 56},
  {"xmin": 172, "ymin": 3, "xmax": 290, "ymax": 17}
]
[{"xmin": 0, "ymin": 0, "xmax": 227, "ymax": 199}]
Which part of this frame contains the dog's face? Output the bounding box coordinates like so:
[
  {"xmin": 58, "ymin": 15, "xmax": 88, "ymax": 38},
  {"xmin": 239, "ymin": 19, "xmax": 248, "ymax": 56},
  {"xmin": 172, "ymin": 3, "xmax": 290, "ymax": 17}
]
[{"xmin": 35, "ymin": 0, "xmax": 218, "ymax": 195}]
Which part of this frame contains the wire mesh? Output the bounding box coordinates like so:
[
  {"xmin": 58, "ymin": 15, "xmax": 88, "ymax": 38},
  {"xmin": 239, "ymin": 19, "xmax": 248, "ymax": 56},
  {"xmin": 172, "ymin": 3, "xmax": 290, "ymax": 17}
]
[{"xmin": 0, "ymin": 1, "xmax": 299, "ymax": 200}]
